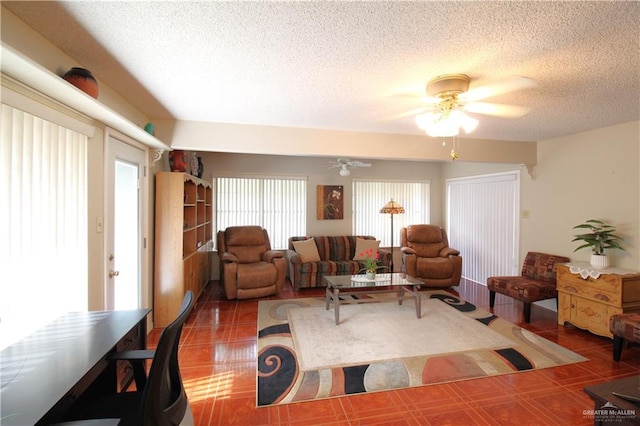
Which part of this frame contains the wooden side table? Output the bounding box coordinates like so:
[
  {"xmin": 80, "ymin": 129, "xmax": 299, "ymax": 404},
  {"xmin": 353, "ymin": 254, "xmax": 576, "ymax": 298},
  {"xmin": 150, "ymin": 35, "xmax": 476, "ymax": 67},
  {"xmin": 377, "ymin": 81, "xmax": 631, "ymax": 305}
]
[
  {"xmin": 557, "ymin": 264, "xmax": 640, "ymax": 338},
  {"xmin": 584, "ymin": 375, "xmax": 640, "ymax": 425}
]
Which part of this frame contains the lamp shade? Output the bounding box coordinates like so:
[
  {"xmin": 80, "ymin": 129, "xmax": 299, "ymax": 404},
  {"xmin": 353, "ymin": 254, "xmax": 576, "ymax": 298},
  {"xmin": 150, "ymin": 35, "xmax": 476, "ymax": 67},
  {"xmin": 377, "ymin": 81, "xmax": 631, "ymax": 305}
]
[{"xmin": 380, "ymin": 199, "xmax": 405, "ymax": 214}]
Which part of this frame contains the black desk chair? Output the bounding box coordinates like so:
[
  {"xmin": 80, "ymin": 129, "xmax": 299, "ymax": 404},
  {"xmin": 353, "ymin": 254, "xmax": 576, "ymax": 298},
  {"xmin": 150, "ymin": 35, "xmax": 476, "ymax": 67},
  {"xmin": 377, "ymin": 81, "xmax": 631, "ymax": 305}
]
[{"xmin": 55, "ymin": 291, "xmax": 195, "ymax": 426}]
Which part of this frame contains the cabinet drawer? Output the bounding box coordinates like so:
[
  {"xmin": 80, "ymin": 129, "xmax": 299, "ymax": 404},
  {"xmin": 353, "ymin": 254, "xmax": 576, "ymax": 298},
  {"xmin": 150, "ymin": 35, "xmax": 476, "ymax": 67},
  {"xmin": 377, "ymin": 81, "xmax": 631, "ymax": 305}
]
[
  {"xmin": 116, "ymin": 360, "xmax": 134, "ymax": 391},
  {"xmin": 557, "ymin": 268, "xmax": 621, "ymax": 305},
  {"xmin": 115, "ymin": 325, "xmax": 143, "ymax": 391},
  {"xmin": 116, "ymin": 326, "xmax": 140, "ymax": 351}
]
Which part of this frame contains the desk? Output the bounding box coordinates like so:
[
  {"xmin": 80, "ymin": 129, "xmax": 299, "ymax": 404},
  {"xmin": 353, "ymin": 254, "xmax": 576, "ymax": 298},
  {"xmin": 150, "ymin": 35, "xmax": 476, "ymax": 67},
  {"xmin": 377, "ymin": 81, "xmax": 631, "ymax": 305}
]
[{"xmin": 0, "ymin": 309, "xmax": 150, "ymax": 426}]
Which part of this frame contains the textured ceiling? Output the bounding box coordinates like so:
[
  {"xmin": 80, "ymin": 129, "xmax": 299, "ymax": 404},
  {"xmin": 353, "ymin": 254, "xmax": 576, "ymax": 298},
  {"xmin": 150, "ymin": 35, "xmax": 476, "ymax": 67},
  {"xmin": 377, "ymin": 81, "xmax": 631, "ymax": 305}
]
[{"xmin": 3, "ymin": 1, "xmax": 640, "ymax": 142}]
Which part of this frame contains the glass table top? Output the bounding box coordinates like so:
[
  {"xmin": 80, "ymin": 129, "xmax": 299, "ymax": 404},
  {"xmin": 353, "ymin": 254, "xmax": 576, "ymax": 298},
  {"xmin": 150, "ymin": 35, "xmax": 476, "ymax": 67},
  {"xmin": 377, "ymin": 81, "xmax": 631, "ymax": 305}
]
[{"xmin": 324, "ymin": 273, "xmax": 423, "ymax": 289}]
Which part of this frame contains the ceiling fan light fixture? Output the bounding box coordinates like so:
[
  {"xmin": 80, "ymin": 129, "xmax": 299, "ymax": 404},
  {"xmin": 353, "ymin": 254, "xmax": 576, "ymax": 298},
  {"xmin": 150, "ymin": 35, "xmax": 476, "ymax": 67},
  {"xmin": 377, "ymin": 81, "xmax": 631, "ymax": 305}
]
[
  {"xmin": 450, "ymin": 110, "xmax": 479, "ymax": 134},
  {"xmin": 416, "ymin": 74, "xmax": 480, "ymax": 138},
  {"xmin": 416, "ymin": 110, "xmax": 478, "ymax": 138},
  {"xmin": 426, "ymin": 74, "xmax": 470, "ymax": 98},
  {"xmin": 339, "ymin": 165, "xmax": 351, "ymax": 176},
  {"xmin": 424, "ymin": 118, "xmax": 459, "ymax": 137}
]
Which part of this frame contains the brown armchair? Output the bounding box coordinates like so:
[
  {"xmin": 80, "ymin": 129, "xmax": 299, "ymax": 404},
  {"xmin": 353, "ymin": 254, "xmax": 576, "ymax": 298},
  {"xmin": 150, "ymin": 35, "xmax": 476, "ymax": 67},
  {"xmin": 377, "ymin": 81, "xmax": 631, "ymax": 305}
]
[
  {"xmin": 217, "ymin": 226, "xmax": 285, "ymax": 299},
  {"xmin": 400, "ymin": 225, "xmax": 462, "ymax": 287}
]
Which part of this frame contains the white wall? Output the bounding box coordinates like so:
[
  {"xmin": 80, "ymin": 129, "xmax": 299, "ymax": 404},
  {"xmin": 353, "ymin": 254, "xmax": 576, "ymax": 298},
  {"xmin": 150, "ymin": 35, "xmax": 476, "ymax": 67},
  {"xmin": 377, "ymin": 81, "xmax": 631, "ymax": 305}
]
[
  {"xmin": 199, "ymin": 152, "xmax": 444, "ymax": 235},
  {"xmin": 155, "ymin": 119, "xmax": 538, "ymax": 166},
  {"xmin": 443, "ymin": 121, "xmax": 640, "ymax": 271},
  {"xmin": 529, "ymin": 121, "xmax": 639, "ymax": 270}
]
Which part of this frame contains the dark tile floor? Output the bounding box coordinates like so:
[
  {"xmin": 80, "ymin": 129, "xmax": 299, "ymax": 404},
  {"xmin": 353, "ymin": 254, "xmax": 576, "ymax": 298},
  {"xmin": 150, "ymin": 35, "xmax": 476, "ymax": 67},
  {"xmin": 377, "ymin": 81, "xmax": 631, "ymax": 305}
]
[{"xmin": 149, "ymin": 278, "xmax": 640, "ymax": 425}]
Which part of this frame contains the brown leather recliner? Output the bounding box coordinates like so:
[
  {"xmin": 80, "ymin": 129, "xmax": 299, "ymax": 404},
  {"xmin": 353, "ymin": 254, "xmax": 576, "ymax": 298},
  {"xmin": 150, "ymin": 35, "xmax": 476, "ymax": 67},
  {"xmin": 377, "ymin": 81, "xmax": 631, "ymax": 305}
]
[
  {"xmin": 217, "ymin": 226, "xmax": 285, "ymax": 299},
  {"xmin": 400, "ymin": 225, "xmax": 462, "ymax": 287}
]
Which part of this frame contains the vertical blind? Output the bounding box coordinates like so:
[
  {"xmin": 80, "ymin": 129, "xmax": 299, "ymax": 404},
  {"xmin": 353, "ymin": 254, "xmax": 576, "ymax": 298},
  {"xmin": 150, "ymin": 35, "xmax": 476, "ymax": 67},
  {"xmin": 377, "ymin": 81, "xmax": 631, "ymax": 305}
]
[
  {"xmin": 446, "ymin": 172, "xmax": 519, "ymax": 285},
  {"xmin": 352, "ymin": 180, "xmax": 430, "ymax": 247},
  {"xmin": 0, "ymin": 104, "xmax": 88, "ymax": 350},
  {"xmin": 216, "ymin": 177, "xmax": 306, "ymax": 249}
]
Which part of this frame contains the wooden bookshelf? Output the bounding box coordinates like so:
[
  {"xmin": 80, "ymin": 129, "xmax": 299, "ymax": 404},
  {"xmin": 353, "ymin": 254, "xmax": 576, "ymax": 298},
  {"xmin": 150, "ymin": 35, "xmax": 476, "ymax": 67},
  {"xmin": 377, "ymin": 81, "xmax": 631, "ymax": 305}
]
[{"xmin": 154, "ymin": 172, "xmax": 213, "ymax": 327}]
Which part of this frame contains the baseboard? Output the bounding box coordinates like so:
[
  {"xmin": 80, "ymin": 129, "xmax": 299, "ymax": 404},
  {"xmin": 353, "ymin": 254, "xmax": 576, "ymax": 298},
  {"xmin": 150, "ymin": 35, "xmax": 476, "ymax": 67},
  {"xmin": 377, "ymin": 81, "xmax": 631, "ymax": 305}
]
[{"xmin": 535, "ymin": 298, "xmax": 557, "ymax": 312}]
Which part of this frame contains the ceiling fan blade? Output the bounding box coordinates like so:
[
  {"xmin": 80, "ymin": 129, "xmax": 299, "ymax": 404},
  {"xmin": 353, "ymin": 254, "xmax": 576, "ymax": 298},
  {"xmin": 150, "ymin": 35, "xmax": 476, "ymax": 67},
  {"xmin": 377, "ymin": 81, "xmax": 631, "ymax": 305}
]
[
  {"xmin": 388, "ymin": 91, "xmax": 442, "ymax": 103},
  {"xmin": 349, "ymin": 161, "xmax": 372, "ymax": 168},
  {"xmin": 461, "ymin": 77, "xmax": 537, "ymax": 102},
  {"xmin": 384, "ymin": 106, "xmax": 433, "ymax": 122},
  {"xmin": 463, "ymin": 102, "xmax": 531, "ymax": 118}
]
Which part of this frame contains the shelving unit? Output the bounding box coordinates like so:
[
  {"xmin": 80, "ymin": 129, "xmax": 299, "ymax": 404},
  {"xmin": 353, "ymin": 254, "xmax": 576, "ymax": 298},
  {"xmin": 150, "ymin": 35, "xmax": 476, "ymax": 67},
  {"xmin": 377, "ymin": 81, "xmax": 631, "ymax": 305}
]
[
  {"xmin": 154, "ymin": 172, "xmax": 213, "ymax": 327},
  {"xmin": 1, "ymin": 44, "xmax": 170, "ymax": 151}
]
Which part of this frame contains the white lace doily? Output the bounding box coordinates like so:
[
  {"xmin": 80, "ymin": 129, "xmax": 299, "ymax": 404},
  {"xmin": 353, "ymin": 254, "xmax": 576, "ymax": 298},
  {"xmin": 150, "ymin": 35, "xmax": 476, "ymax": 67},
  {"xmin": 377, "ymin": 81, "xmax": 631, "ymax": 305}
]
[{"xmin": 565, "ymin": 261, "xmax": 639, "ymax": 279}]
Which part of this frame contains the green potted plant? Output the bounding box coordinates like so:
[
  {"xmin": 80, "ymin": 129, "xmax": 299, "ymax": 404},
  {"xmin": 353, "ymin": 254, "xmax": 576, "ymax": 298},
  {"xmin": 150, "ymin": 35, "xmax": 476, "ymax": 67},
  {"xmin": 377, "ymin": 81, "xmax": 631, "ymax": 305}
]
[
  {"xmin": 358, "ymin": 248, "xmax": 388, "ymax": 280},
  {"xmin": 572, "ymin": 219, "xmax": 624, "ymax": 269}
]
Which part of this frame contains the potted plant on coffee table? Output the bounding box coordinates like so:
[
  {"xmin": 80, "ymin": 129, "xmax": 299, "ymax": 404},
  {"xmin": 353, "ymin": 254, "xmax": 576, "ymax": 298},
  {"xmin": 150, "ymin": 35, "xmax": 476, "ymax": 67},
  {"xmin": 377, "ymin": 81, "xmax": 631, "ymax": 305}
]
[
  {"xmin": 358, "ymin": 248, "xmax": 388, "ymax": 280},
  {"xmin": 572, "ymin": 219, "xmax": 624, "ymax": 269}
]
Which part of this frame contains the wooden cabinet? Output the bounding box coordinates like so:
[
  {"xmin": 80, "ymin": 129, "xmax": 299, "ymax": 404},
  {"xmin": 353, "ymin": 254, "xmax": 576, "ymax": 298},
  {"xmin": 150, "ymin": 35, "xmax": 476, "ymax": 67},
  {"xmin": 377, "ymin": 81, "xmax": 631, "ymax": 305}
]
[
  {"xmin": 154, "ymin": 172, "xmax": 213, "ymax": 327},
  {"xmin": 557, "ymin": 264, "xmax": 640, "ymax": 338}
]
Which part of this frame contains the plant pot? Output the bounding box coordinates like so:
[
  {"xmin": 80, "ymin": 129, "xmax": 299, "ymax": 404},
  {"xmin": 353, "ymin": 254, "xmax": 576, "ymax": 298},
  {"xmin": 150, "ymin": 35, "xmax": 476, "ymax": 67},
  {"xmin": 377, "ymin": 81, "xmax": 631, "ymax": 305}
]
[
  {"xmin": 590, "ymin": 254, "xmax": 610, "ymax": 269},
  {"xmin": 366, "ymin": 271, "xmax": 376, "ymax": 280},
  {"xmin": 63, "ymin": 67, "xmax": 99, "ymax": 98}
]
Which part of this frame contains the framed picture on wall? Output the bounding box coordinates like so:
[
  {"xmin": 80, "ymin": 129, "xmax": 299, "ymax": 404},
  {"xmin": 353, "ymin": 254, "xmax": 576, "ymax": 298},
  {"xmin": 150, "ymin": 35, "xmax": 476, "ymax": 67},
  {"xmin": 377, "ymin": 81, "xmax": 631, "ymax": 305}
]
[{"xmin": 316, "ymin": 185, "xmax": 343, "ymax": 220}]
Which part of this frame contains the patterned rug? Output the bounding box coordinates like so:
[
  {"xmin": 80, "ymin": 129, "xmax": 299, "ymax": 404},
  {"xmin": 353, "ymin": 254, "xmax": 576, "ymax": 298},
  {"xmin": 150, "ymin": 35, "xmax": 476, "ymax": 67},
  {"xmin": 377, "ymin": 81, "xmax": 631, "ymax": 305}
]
[{"xmin": 256, "ymin": 290, "xmax": 587, "ymax": 406}]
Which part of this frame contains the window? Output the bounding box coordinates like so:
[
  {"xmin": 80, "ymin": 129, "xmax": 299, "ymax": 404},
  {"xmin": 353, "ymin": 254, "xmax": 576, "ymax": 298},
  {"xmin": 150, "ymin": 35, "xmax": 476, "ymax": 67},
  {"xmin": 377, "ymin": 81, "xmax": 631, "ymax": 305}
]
[
  {"xmin": 0, "ymin": 103, "xmax": 88, "ymax": 350},
  {"xmin": 352, "ymin": 180, "xmax": 430, "ymax": 247},
  {"xmin": 216, "ymin": 177, "xmax": 306, "ymax": 249}
]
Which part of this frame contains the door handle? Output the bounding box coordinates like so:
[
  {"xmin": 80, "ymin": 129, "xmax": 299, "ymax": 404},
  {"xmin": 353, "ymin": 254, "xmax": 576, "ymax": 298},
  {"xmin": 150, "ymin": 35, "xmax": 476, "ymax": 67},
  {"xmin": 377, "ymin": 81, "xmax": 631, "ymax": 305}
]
[{"xmin": 109, "ymin": 270, "xmax": 120, "ymax": 278}]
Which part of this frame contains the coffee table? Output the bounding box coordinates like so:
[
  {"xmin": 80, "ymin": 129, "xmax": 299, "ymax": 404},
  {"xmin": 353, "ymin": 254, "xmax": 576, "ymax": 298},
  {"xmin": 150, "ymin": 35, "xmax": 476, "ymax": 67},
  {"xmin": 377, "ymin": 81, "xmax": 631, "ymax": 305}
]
[
  {"xmin": 324, "ymin": 273, "xmax": 424, "ymax": 325},
  {"xmin": 583, "ymin": 375, "xmax": 640, "ymax": 425}
]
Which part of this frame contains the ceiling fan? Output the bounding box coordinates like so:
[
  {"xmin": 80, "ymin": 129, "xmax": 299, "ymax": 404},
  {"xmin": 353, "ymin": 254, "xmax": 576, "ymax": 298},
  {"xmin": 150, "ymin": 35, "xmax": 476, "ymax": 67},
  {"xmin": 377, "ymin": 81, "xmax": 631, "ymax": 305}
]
[
  {"xmin": 326, "ymin": 158, "xmax": 372, "ymax": 176},
  {"xmin": 398, "ymin": 74, "xmax": 537, "ymax": 137}
]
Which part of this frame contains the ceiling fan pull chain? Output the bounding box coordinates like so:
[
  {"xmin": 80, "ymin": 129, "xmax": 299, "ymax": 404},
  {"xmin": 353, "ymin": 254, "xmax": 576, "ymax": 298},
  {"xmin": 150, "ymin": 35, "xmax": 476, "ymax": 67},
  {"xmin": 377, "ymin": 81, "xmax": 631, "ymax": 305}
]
[{"xmin": 451, "ymin": 135, "xmax": 459, "ymax": 161}]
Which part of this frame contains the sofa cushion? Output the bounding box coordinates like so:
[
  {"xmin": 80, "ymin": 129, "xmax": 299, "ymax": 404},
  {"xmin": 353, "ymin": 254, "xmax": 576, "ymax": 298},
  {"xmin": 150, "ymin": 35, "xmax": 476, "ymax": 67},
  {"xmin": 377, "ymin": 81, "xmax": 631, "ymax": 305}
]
[
  {"xmin": 404, "ymin": 225, "xmax": 446, "ymax": 258},
  {"xmin": 224, "ymin": 226, "xmax": 268, "ymax": 263},
  {"xmin": 416, "ymin": 257, "xmax": 454, "ymax": 279},
  {"xmin": 292, "ymin": 238, "xmax": 321, "ymax": 263},
  {"xmin": 236, "ymin": 262, "xmax": 278, "ymax": 289},
  {"xmin": 353, "ymin": 238, "xmax": 380, "ymax": 260},
  {"xmin": 520, "ymin": 252, "xmax": 569, "ymax": 283},
  {"xmin": 487, "ymin": 276, "xmax": 558, "ymax": 302},
  {"xmin": 610, "ymin": 314, "xmax": 640, "ymax": 343}
]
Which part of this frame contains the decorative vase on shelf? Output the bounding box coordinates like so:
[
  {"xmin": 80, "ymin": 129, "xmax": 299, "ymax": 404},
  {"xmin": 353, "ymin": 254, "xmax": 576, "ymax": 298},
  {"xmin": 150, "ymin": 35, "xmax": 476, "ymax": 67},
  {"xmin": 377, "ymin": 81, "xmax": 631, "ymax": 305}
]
[
  {"xmin": 190, "ymin": 152, "xmax": 199, "ymax": 177},
  {"xmin": 197, "ymin": 157, "xmax": 204, "ymax": 178},
  {"xmin": 169, "ymin": 150, "xmax": 188, "ymax": 172},
  {"xmin": 62, "ymin": 67, "xmax": 99, "ymax": 98},
  {"xmin": 590, "ymin": 254, "xmax": 610, "ymax": 269},
  {"xmin": 366, "ymin": 271, "xmax": 376, "ymax": 280}
]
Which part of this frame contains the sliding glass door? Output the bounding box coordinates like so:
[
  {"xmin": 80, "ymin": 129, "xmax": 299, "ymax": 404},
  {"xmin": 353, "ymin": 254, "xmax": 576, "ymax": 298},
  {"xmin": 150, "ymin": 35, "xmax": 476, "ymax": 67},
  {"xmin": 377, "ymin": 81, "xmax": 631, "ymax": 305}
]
[{"xmin": 446, "ymin": 171, "xmax": 520, "ymax": 285}]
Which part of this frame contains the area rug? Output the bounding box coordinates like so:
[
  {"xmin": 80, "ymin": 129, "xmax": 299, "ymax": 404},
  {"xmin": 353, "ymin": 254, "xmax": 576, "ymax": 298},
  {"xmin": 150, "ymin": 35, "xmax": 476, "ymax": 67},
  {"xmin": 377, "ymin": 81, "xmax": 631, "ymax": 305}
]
[{"xmin": 256, "ymin": 290, "xmax": 587, "ymax": 406}]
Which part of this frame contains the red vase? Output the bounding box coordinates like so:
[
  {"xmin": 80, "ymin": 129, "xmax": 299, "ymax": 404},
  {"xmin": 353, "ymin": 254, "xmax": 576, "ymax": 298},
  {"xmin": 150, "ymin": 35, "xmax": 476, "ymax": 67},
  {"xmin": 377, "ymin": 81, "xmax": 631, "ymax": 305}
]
[
  {"xmin": 63, "ymin": 67, "xmax": 99, "ymax": 98},
  {"xmin": 169, "ymin": 150, "xmax": 188, "ymax": 172}
]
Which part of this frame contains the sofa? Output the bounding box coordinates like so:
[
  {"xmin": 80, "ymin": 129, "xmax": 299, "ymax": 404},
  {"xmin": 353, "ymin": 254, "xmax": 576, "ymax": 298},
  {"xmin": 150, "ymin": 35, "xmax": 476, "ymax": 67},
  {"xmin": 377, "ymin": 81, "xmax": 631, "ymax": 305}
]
[{"xmin": 286, "ymin": 235, "xmax": 391, "ymax": 289}]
